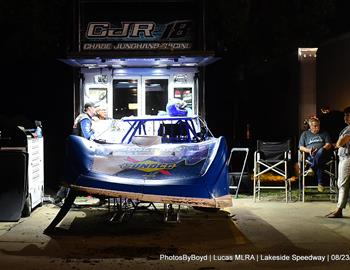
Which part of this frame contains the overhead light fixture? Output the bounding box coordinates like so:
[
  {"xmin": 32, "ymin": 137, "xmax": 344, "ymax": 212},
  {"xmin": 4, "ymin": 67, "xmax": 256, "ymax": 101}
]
[{"xmin": 298, "ymin": 48, "xmax": 318, "ymax": 59}]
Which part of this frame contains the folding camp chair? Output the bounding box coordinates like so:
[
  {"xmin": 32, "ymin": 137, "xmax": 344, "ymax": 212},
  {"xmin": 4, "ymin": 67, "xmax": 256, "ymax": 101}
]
[
  {"xmin": 227, "ymin": 147, "xmax": 249, "ymax": 198},
  {"xmin": 253, "ymin": 140, "xmax": 291, "ymax": 202},
  {"xmin": 299, "ymin": 150, "xmax": 338, "ymax": 202}
]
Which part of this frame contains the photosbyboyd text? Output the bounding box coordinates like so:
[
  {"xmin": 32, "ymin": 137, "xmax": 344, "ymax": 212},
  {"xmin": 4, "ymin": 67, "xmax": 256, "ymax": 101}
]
[{"xmin": 159, "ymin": 253, "xmax": 350, "ymax": 263}]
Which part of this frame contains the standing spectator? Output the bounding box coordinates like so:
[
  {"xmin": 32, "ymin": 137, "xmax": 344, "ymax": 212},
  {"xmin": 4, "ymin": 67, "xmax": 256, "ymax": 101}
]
[{"xmin": 326, "ymin": 106, "xmax": 350, "ymax": 218}]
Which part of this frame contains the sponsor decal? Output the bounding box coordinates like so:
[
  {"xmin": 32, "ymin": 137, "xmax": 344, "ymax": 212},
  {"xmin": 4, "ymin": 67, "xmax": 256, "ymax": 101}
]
[{"xmin": 122, "ymin": 157, "xmax": 176, "ymax": 175}]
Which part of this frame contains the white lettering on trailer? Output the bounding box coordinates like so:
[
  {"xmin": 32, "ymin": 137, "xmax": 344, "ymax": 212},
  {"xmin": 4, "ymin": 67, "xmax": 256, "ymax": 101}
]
[
  {"xmin": 82, "ymin": 42, "xmax": 192, "ymax": 50},
  {"xmin": 83, "ymin": 43, "xmax": 112, "ymax": 50}
]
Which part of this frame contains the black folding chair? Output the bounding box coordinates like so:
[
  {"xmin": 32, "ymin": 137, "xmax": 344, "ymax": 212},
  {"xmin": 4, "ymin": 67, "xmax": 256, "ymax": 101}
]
[{"xmin": 253, "ymin": 140, "xmax": 291, "ymax": 202}]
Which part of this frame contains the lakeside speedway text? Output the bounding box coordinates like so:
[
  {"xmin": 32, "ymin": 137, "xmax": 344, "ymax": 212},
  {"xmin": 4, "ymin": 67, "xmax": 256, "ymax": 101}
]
[{"xmin": 160, "ymin": 253, "xmax": 350, "ymax": 262}]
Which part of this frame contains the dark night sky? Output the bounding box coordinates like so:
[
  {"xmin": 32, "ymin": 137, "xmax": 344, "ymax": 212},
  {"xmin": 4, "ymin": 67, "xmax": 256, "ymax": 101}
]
[{"xmin": 1, "ymin": 0, "xmax": 350, "ymax": 188}]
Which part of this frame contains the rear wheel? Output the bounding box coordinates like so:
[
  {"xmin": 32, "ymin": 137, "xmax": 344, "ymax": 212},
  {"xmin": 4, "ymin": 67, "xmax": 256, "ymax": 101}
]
[{"xmin": 22, "ymin": 195, "xmax": 32, "ymax": 217}]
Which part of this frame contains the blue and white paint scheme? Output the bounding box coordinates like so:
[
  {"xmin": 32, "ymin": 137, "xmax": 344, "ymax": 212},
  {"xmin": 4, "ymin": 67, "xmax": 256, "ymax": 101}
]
[
  {"xmin": 65, "ymin": 115, "xmax": 231, "ymax": 208},
  {"xmin": 45, "ymin": 115, "xmax": 231, "ymax": 232}
]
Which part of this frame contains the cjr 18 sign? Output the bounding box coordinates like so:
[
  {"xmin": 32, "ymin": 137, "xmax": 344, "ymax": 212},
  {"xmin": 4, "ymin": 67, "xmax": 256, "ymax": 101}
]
[{"xmin": 85, "ymin": 20, "xmax": 192, "ymax": 41}]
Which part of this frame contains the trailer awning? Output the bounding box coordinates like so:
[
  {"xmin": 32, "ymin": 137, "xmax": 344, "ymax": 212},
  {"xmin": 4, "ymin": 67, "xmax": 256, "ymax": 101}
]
[{"xmin": 60, "ymin": 51, "xmax": 220, "ymax": 68}]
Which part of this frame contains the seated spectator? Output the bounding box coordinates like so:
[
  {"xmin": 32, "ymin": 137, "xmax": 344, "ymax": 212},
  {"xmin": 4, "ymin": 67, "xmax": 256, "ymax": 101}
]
[{"xmin": 299, "ymin": 117, "xmax": 332, "ymax": 192}]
